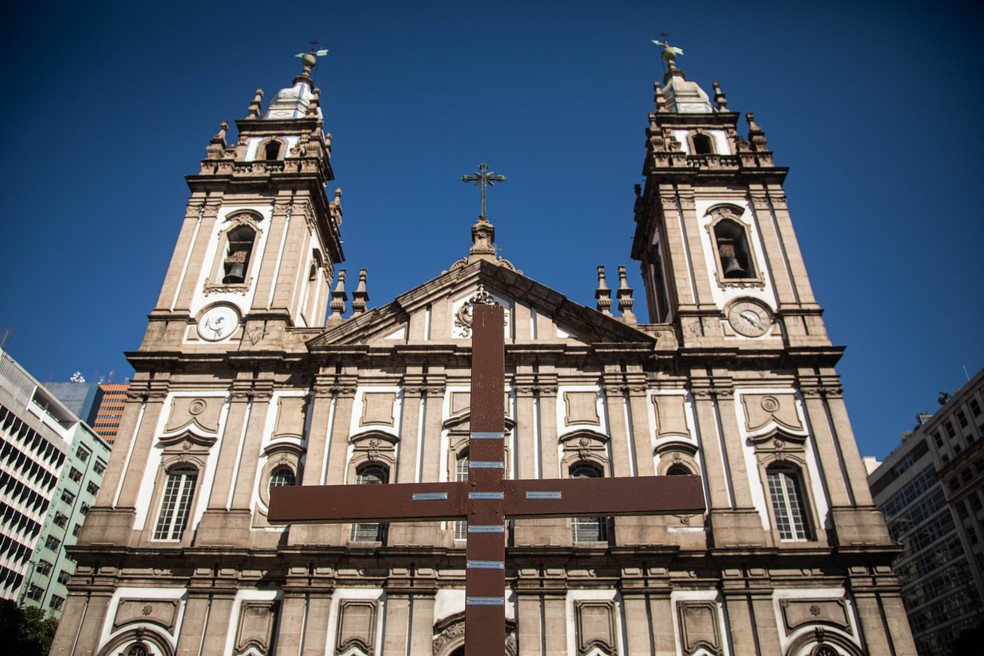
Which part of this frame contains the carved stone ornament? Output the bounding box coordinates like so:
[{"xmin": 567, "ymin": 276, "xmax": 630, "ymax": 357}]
[
  {"xmin": 452, "ymin": 283, "xmax": 510, "ymax": 338},
  {"xmin": 164, "ymin": 397, "xmax": 222, "ymax": 435},
  {"xmin": 575, "ymin": 600, "xmax": 618, "ymax": 656},
  {"xmin": 335, "ymin": 599, "xmax": 377, "ymax": 655},
  {"xmin": 677, "ymin": 601, "xmax": 723, "ymax": 656},
  {"xmin": 741, "ymin": 393, "xmax": 804, "ymax": 435},
  {"xmin": 432, "ymin": 614, "xmax": 517, "ymax": 656},
  {"xmin": 564, "ymin": 391, "xmax": 601, "ymax": 426},
  {"xmin": 360, "ymin": 392, "xmax": 397, "ymax": 427},
  {"xmin": 652, "ymin": 394, "xmax": 691, "ymax": 439},
  {"xmin": 113, "ymin": 599, "xmax": 179, "ymax": 632},
  {"xmin": 780, "ymin": 598, "xmax": 851, "ymax": 633},
  {"xmin": 234, "ymin": 601, "xmax": 277, "ymax": 656}
]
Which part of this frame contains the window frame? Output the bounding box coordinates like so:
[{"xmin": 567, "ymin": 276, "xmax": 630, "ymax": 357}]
[{"xmin": 152, "ymin": 465, "xmax": 199, "ymax": 542}]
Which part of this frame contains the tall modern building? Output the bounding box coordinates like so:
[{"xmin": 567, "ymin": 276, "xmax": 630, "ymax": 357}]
[
  {"xmin": 92, "ymin": 383, "xmax": 129, "ymax": 444},
  {"xmin": 52, "ymin": 50, "xmax": 916, "ymax": 655},
  {"xmin": 0, "ymin": 348, "xmax": 110, "ymax": 617},
  {"xmin": 45, "ymin": 379, "xmax": 103, "ymax": 427},
  {"xmin": 868, "ymin": 369, "xmax": 984, "ymax": 656}
]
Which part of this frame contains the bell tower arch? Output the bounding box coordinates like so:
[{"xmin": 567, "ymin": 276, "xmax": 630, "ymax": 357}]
[{"xmin": 145, "ymin": 56, "xmax": 344, "ymax": 353}]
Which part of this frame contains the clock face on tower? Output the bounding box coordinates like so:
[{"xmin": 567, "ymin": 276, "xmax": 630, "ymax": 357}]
[
  {"xmin": 726, "ymin": 298, "xmax": 773, "ymax": 337},
  {"xmin": 197, "ymin": 304, "xmax": 241, "ymax": 342}
]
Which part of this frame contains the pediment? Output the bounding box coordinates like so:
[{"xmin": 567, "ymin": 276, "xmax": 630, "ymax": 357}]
[{"xmin": 307, "ymin": 261, "xmax": 654, "ymax": 349}]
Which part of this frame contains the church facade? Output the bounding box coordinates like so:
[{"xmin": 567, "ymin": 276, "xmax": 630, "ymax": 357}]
[{"xmin": 51, "ymin": 51, "xmax": 916, "ymax": 655}]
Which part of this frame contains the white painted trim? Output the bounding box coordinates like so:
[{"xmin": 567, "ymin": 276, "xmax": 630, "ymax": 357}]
[
  {"xmin": 221, "ymin": 588, "xmax": 281, "ymax": 656},
  {"xmin": 170, "ymin": 202, "xmax": 206, "ymax": 311},
  {"xmin": 565, "ymin": 589, "xmax": 625, "ymax": 656},
  {"xmin": 98, "ymin": 586, "xmax": 187, "ymax": 654}
]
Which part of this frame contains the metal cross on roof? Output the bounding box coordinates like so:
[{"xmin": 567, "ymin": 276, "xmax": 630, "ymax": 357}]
[
  {"xmin": 461, "ymin": 162, "xmax": 507, "ymax": 219},
  {"xmin": 269, "ymin": 303, "xmax": 705, "ymax": 655}
]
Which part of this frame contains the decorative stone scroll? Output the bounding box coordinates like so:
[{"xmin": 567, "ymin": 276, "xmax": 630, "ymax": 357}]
[
  {"xmin": 564, "ymin": 391, "xmax": 601, "ymax": 426},
  {"xmin": 335, "ymin": 600, "xmax": 377, "ymax": 655},
  {"xmin": 163, "ymin": 397, "xmax": 222, "ymax": 435},
  {"xmin": 360, "ymin": 392, "xmax": 396, "ymax": 427},
  {"xmin": 741, "ymin": 393, "xmax": 803, "ymax": 434},
  {"xmin": 676, "ymin": 601, "xmax": 723, "ymax": 655}
]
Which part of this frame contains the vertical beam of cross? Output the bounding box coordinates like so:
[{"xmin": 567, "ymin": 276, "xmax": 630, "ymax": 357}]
[
  {"xmin": 464, "ymin": 302, "xmax": 507, "ymax": 654},
  {"xmin": 461, "ymin": 162, "xmax": 507, "ymax": 219}
]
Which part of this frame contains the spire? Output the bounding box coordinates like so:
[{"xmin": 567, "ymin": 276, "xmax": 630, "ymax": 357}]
[
  {"xmin": 595, "ymin": 266, "xmax": 613, "ymax": 316},
  {"xmin": 328, "ymin": 270, "xmax": 347, "ymax": 323},
  {"xmin": 652, "ymin": 38, "xmax": 712, "ymax": 114},
  {"xmin": 264, "ymin": 49, "xmax": 327, "ymax": 120},
  {"xmin": 351, "ymin": 268, "xmax": 369, "ymax": 316},
  {"xmin": 616, "ymin": 266, "xmax": 637, "ymax": 324}
]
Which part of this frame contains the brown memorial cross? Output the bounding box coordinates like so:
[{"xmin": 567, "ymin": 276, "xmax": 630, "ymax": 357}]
[{"xmin": 269, "ymin": 303, "xmax": 705, "ymax": 655}]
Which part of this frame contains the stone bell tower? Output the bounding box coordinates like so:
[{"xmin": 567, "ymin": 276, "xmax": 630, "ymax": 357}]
[
  {"xmin": 631, "ymin": 45, "xmax": 828, "ymax": 350},
  {"xmin": 144, "ymin": 53, "xmax": 344, "ymax": 352}
]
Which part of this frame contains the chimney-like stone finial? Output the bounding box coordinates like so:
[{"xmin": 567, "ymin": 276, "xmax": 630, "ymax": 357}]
[
  {"xmin": 616, "ymin": 265, "xmax": 636, "ymax": 324},
  {"xmin": 247, "ymin": 89, "xmax": 263, "ymax": 119},
  {"xmin": 595, "ymin": 266, "xmax": 613, "ymax": 316},
  {"xmin": 351, "ymin": 269, "xmax": 369, "ymax": 316},
  {"xmin": 328, "ymin": 270, "xmax": 348, "ymax": 322},
  {"xmin": 654, "ymin": 82, "xmax": 668, "ymax": 113},
  {"xmin": 712, "ymin": 81, "xmax": 728, "ymax": 110},
  {"xmin": 306, "ymin": 87, "xmax": 321, "ymax": 118}
]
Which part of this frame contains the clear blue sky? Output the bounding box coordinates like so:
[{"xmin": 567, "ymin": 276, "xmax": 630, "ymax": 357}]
[{"xmin": 0, "ymin": 1, "xmax": 980, "ymax": 461}]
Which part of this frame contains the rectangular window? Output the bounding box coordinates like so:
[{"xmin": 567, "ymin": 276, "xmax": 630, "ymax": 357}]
[
  {"xmin": 958, "ymin": 501, "xmax": 970, "ymax": 520},
  {"xmin": 93, "ymin": 460, "xmax": 106, "ymax": 475},
  {"xmin": 75, "ymin": 446, "xmax": 90, "ymax": 462},
  {"xmin": 53, "ymin": 512, "xmax": 68, "ymax": 527},
  {"xmin": 72, "ymin": 523, "xmax": 82, "ymax": 537},
  {"xmin": 958, "ymin": 411, "xmax": 969, "ymax": 428},
  {"xmin": 946, "ymin": 422, "xmax": 956, "ymax": 438},
  {"xmin": 153, "ymin": 467, "xmax": 199, "ymax": 541},
  {"xmin": 26, "ymin": 585, "xmax": 43, "ymax": 601},
  {"xmin": 970, "ymin": 494, "xmax": 983, "ymax": 513},
  {"xmin": 61, "ymin": 490, "xmax": 75, "ymax": 504},
  {"xmin": 68, "ymin": 467, "xmax": 82, "ymax": 482},
  {"xmin": 57, "ymin": 570, "xmax": 71, "ymax": 585},
  {"xmin": 768, "ymin": 467, "xmax": 812, "ymax": 541},
  {"xmin": 45, "ymin": 535, "xmax": 61, "ymax": 551},
  {"xmin": 49, "ymin": 595, "xmax": 64, "ymax": 611},
  {"xmin": 971, "ymin": 399, "xmax": 982, "ymax": 417},
  {"xmin": 36, "ymin": 559, "xmax": 52, "ymax": 576},
  {"xmin": 86, "ymin": 481, "xmax": 99, "ymax": 495},
  {"xmin": 935, "ymin": 433, "xmax": 945, "ymax": 448}
]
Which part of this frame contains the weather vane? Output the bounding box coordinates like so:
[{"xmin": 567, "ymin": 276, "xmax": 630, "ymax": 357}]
[
  {"xmin": 295, "ymin": 41, "xmax": 329, "ymax": 76},
  {"xmin": 652, "ymin": 34, "xmax": 684, "ymax": 65},
  {"xmin": 461, "ymin": 162, "xmax": 507, "ymax": 219}
]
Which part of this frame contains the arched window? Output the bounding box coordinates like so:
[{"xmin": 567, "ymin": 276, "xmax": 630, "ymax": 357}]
[
  {"xmin": 666, "ymin": 464, "xmax": 691, "ymax": 476},
  {"xmin": 570, "ymin": 463, "xmax": 606, "ymax": 542},
  {"xmin": 269, "ymin": 466, "xmax": 296, "ymax": 493},
  {"xmin": 126, "ymin": 645, "xmax": 149, "ymax": 656},
  {"xmin": 153, "ymin": 466, "xmax": 198, "ymax": 541},
  {"xmin": 351, "ymin": 464, "xmax": 388, "ymax": 542},
  {"xmin": 222, "ymin": 225, "xmax": 256, "ymax": 284},
  {"xmin": 713, "ymin": 219, "xmax": 754, "ymax": 279},
  {"xmin": 263, "ymin": 140, "xmax": 282, "ymax": 160},
  {"xmin": 454, "ymin": 451, "xmax": 469, "ymax": 541},
  {"xmin": 692, "ymin": 132, "xmax": 714, "ymax": 155},
  {"xmin": 767, "ymin": 465, "xmax": 812, "ymax": 541}
]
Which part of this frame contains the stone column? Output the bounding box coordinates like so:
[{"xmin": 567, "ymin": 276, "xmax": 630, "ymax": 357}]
[
  {"xmin": 115, "ymin": 390, "xmax": 168, "ymax": 508},
  {"xmin": 513, "ymin": 370, "xmax": 538, "ymax": 480},
  {"xmin": 603, "ymin": 382, "xmax": 634, "ymax": 478},
  {"xmin": 302, "ymin": 379, "xmax": 337, "ymax": 486},
  {"xmin": 800, "ymin": 386, "xmax": 852, "ymax": 507},
  {"xmin": 382, "ymin": 594, "xmax": 411, "ymax": 654},
  {"xmin": 169, "ymin": 198, "xmax": 221, "ymax": 312},
  {"xmin": 48, "ymin": 589, "xmax": 113, "ymax": 656},
  {"xmin": 409, "ymin": 591, "xmax": 437, "ymax": 654},
  {"xmin": 230, "ymin": 390, "xmax": 273, "ymax": 507}
]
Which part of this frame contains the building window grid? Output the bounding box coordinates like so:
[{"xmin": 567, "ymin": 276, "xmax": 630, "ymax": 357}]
[
  {"xmin": 153, "ymin": 468, "xmax": 198, "ymax": 541},
  {"xmin": 351, "ymin": 465, "xmax": 387, "ymax": 542},
  {"xmin": 768, "ymin": 467, "xmax": 811, "ymax": 541},
  {"xmin": 454, "ymin": 452, "xmax": 468, "ymax": 541},
  {"xmin": 570, "ymin": 463, "xmax": 607, "ymax": 543}
]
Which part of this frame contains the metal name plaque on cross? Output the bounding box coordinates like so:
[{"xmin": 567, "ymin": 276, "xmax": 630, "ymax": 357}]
[{"xmin": 270, "ymin": 302, "xmax": 705, "ymax": 655}]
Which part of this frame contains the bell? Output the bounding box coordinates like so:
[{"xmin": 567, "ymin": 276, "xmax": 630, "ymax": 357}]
[
  {"xmin": 223, "ymin": 262, "xmax": 246, "ymax": 284},
  {"xmin": 723, "ymin": 257, "xmax": 746, "ymax": 278}
]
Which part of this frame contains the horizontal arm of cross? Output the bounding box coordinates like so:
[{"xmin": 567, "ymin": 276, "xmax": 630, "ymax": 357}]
[{"xmin": 268, "ymin": 475, "xmax": 704, "ymax": 524}]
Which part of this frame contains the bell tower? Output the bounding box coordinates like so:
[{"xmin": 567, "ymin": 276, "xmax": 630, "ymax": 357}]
[
  {"xmin": 631, "ymin": 44, "xmax": 828, "ymax": 349},
  {"xmin": 144, "ymin": 53, "xmax": 344, "ymax": 352}
]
